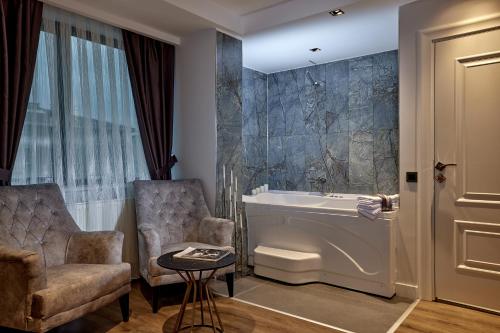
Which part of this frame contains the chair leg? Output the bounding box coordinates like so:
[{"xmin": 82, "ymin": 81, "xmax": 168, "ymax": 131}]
[
  {"xmin": 152, "ymin": 286, "xmax": 159, "ymax": 313},
  {"xmin": 225, "ymin": 272, "xmax": 234, "ymax": 297},
  {"xmin": 119, "ymin": 293, "xmax": 130, "ymax": 322}
]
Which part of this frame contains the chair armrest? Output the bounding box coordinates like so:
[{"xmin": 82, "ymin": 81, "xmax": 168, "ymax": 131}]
[
  {"xmin": 0, "ymin": 245, "xmax": 46, "ymax": 328},
  {"xmin": 137, "ymin": 224, "xmax": 161, "ymax": 259},
  {"xmin": 66, "ymin": 231, "xmax": 124, "ymax": 265},
  {"xmin": 198, "ymin": 217, "xmax": 234, "ymax": 247}
]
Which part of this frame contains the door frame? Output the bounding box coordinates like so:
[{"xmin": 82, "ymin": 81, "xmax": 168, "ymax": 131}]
[{"xmin": 415, "ymin": 13, "xmax": 500, "ymax": 301}]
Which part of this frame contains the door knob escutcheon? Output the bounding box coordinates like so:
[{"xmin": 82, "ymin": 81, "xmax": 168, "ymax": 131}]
[{"xmin": 435, "ymin": 174, "xmax": 447, "ymax": 183}]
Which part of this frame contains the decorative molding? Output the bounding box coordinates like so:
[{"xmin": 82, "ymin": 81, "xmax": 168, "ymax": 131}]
[
  {"xmin": 455, "ymin": 52, "xmax": 500, "ymax": 205},
  {"xmin": 41, "ymin": 0, "xmax": 181, "ymax": 44},
  {"xmin": 415, "ymin": 13, "xmax": 500, "ymax": 301},
  {"xmin": 454, "ymin": 220, "xmax": 500, "ymax": 277}
]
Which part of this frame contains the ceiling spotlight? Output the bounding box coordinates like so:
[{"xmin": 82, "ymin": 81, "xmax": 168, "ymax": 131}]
[
  {"xmin": 309, "ymin": 48, "xmax": 321, "ymax": 52},
  {"xmin": 329, "ymin": 9, "xmax": 345, "ymax": 16}
]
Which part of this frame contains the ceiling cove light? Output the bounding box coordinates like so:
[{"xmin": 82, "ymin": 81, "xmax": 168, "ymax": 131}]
[
  {"xmin": 309, "ymin": 47, "xmax": 321, "ymax": 52},
  {"xmin": 329, "ymin": 9, "xmax": 345, "ymax": 17}
]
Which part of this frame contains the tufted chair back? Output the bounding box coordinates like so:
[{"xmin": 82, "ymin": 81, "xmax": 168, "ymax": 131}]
[
  {"xmin": 0, "ymin": 184, "xmax": 80, "ymax": 268},
  {"xmin": 134, "ymin": 179, "xmax": 211, "ymax": 252}
]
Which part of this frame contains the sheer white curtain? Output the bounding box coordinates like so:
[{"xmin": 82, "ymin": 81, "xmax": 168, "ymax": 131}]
[{"xmin": 12, "ymin": 5, "xmax": 149, "ymax": 277}]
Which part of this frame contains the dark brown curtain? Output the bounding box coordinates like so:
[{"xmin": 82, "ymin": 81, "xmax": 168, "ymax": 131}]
[
  {"xmin": 0, "ymin": 0, "xmax": 43, "ymax": 186},
  {"xmin": 122, "ymin": 30, "xmax": 176, "ymax": 180}
]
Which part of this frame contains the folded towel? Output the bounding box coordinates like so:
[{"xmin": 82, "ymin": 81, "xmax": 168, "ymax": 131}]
[
  {"xmin": 357, "ymin": 194, "xmax": 399, "ymax": 219},
  {"xmin": 357, "ymin": 203, "xmax": 380, "ymax": 210},
  {"xmin": 358, "ymin": 195, "xmax": 382, "ymax": 202},
  {"xmin": 358, "ymin": 207, "xmax": 382, "ymax": 220}
]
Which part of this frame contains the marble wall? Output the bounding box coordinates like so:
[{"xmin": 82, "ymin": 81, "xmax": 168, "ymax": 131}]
[
  {"xmin": 243, "ymin": 50, "xmax": 399, "ymax": 195},
  {"xmin": 216, "ymin": 45, "xmax": 398, "ymax": 273},
  {"xmin": 215, "ymin": 32, "xmax": 248, "ymax": 274},
  {"xmin": 242, "ymin": 68, "xmax": 268, "ymax": 195}
]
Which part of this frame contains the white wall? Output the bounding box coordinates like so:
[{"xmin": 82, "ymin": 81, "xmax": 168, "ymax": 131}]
[
  {"xmin": 172, "ymin": 29, "xmax": 218, "ymax": 214},
  {"xmin": 398, "ymin": 0, "xmax": 500, "ymax": 296}
]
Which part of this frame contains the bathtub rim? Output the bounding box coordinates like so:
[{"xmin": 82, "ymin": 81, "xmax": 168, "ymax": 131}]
[{"xmin": 243, "ymin": 193, "xmax": 399, "ymax": 220}]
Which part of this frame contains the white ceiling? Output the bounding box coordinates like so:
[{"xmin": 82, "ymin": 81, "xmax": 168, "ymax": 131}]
[
  {"xmin": 42, "ymin": 0, "xmax": 413, "ymax": 73},
  {"xmin": 210, "ymin": 0, "xmax": 291, "ymax": 16},
  {"xmin": 244, "ymin": 0, "xmax": 411, "ymax": 73}
]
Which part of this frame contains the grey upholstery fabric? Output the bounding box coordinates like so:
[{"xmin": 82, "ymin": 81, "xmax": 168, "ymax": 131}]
[
  {"xmin": 134, "ymin": 179, "xmax": 235, "ymax": 287},
  {"xmin": 0, "ymin": 184, "xmax": 80, "ymax": 268},
  {"xmin": 0, "ymin": 184, "xmax": 131, "ymax": 332}
]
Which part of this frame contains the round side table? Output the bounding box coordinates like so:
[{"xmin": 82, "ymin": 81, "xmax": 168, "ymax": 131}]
[{"xmin": 157, "ymin": 251, "xmax": 235, "ymax": 332}]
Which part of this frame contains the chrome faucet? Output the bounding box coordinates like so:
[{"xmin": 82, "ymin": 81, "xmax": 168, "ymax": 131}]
[{"xmin": 308, "ymin": 176, "xmax": 327, "ymax": 194}]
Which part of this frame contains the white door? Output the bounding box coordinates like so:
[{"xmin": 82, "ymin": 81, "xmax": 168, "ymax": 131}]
[{"xmin": 435, "ymin": 27, "xmax": 500, "ymax": 313}]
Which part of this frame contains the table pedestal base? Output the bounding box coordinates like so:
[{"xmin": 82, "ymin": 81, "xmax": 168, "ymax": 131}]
[{"xmin": 174, "ymin": 269, "xmax": 224, "ymax": 333}]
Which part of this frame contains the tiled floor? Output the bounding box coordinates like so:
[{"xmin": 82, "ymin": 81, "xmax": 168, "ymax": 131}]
[{"xmin": 212, "ymin": 276, "xmax": 413, "ymax": 333}]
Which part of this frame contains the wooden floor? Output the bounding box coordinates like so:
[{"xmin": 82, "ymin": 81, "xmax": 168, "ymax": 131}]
[
  {"xmin": 3, "ymin": 282, "xmax": 500, "ymax": 333},
  {"xmin": 397, "ymin": 300, "xmax": 500, "ymax": 333},
  {"xmin": 40, "ymin": 281, "xmax": 339, "ymax": 333}
]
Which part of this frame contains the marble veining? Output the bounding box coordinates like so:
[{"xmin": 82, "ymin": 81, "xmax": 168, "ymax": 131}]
[
  {"xmin": 244, "ymin": 50, "xmax": 399, "ymax": 194},
  {"xmin": 215, "ymin": 32, "xmax": 248, "ymax": 274}
]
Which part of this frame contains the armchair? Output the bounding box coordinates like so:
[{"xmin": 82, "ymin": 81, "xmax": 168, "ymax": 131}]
[
  {"xmin": 134, "ymin": 179, "xmax": 235, "ymax": 313},
  {"xmin": 0, "ymin": 184, "xmax": 131, "ymax": 332}
]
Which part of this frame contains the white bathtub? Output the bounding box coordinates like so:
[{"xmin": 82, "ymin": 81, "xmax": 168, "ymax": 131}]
[{"xmin": 243, "ymin": 191, "xmax": 398, "ymax": 297}]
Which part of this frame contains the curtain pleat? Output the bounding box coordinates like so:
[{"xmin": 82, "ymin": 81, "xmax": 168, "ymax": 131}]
[
  {"xmin": 0, "ymin": 0, "xmax": 43, "ymax": 185},
  {"xmin": 11, "ymin": 5, "xmax": 150, "ymax": 277},
  {"xmin": 122, "ymin": 30, "xmax": 177, "ymax": 180}
]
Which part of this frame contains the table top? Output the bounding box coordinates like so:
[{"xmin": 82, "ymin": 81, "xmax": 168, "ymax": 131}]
[{"xmin": 157, "ymin": 250, "xmax": 236, "ymax": 272}]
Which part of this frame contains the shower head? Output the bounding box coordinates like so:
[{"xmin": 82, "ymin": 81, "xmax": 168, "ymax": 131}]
[{"xmin": 306, "ymin": 71, "xmax": 321, "ymax": 87}]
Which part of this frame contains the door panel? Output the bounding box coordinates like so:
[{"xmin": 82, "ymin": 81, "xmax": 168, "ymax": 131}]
[{"xmin": 435, "ymin": 28, "xmax": 500, "ymax": 312}]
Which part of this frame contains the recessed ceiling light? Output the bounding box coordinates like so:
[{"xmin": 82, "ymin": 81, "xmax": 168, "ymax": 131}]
[
  {"xmin": 329, "ymin": 9, "xmax": 345, "ymax": 16},
  {"xmin": 309, "ymin": 47, "xmax": 321, "ymax": 52}
]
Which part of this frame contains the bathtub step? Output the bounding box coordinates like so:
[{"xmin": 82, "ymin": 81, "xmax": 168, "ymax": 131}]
[{"xmin": 254, "ymin": 245, "xmax": 321, "ymax": 273}]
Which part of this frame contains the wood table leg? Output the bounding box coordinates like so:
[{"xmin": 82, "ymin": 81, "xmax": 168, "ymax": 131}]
[
  {"xmin": 172, "ymin": 269, "xmax": 224, "ymax": 332},
  {"xmin": 189, "ymin": 272, "xmax": 197, "ymax": 332},
  {"xmin": 198, "ymin": 271, "xmax": 205, "ymax": 325},
  {"xmin": 207, "ymin": 285, "xmax": 224, "ymax": 332},
  {"xmin": 174, "ymin": 271, "xmax": 192, "ymax": 332}
]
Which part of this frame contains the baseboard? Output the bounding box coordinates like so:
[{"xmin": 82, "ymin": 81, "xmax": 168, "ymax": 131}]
[{"xmin": 395, "ymin": 282, "xmax": 418, "ymax": 299}]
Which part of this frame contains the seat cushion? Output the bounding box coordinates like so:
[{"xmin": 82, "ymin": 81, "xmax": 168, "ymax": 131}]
[
  {"xmin": 32, "ymin": 263, "xmax": 130, "ymax": 319},
  {"xmin": 150, "ymin": 242, "xmax": 234, "ymax": 277}
]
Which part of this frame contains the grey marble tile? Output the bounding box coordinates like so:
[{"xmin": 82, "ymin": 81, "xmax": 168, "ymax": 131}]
[
  {"xmin": 326, "ymin": 110, "xmax": 349, "ymax": 134},
  {"xmin": 284, "ymin": 135, "xmax": 306, "ymax": 191},
  {"xmin": 349, "ymin": 131, "xmax": 374, "ymax": 189},
  {"xmin": 374, "ymin": 93, "xmax": 398, "ymax": 130},
  {"xmin": 216, "ymin": 32, "xmax": 245, "ymax": 273},
  {"xmin": 268, "ymin": 136, "xmax": 284, "ymax": 169},
  {"xmin": 268, "ymin": 167, "xmax": 286, "ymax": 190},
  {"xmin": 216, "ymin": 34, "xmax": 242, "ymax": 128},
  {"xmin": 243, "ymin": 51, "xmax": 399, "ymax": 196},
  {"xmin": 243, "ymin": 135, "xmax": 267, "ymax": 168},
  {"xmin": 374, "ymin": 129, "xmax": 399, "ymax": 160},
  {"xmin": 267, "ymin": 74, "xmax": 286, "ymax": 138},
  {"xmin": 349, "ymin": 106, "xmax": 373, "ymax": 135},
  {"xmin": 327, "ymin": 132, "xmax": 349, "ymax": 162},
  {"xmin": 375, "ymin": 158, "xmax": 399, "ymax": 194},
  {"xmin": 373, "ymin": 50, "xmax": 398, "ymax": 96},
  {"xmin": 349, "ymin": 56, "xmax": 373, "ymax": 109}
]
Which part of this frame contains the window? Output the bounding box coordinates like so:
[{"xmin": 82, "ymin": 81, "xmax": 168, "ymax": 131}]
[{"xmin": 12, "ymin": 6, "xmax": 149, "ymax": 204}]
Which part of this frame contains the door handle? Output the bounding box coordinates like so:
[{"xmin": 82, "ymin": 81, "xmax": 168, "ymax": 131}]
[{"xmin": 435, "ymin": 162, "xmax": 457, "ymax": 171}]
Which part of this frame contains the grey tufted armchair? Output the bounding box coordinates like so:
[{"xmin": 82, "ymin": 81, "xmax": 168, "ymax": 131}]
[
  {"xmin": 0, "ymin": 184, "xmax": 131, "ymax": 332},
  {"xmin": 134, "ymin": 179, "xmax": 235, "ymax": 312}
]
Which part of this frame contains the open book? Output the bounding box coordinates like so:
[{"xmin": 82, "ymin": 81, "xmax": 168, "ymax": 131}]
[{"xmin": 173, "ymin": 247, "xmax": 230, "ymax": 262}]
